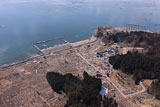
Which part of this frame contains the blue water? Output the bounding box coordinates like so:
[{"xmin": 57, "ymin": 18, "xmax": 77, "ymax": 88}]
[{"xmin": 0, "ymin": 0, "xmax": 160, "ymax": 65}]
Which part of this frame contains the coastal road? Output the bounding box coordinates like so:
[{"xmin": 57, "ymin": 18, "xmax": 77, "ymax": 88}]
[
  {"xmin": 0, "ymin": 36, "xmax": 98, "ymax": 71},
  {"xmin": 76, "ymin": 51, "xmax": 146, "ymax": 98}
]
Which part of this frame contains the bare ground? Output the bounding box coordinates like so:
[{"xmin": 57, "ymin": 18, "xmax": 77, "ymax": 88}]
[{"xmin": 0, "ymin": 36, "xmax": 160, "ymax": 107}]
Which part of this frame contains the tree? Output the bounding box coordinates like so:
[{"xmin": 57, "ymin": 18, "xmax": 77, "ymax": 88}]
[
  {"xmin": 47, "ymin": 71, "xmax": 118, "ymax": 106},
  {"xmin": 103, "ymin": 96, "xmax": 118, "ymax": 107},
  {"xmin": 46, "ymin": 72, "xmax": 65, "ymax": 93}
]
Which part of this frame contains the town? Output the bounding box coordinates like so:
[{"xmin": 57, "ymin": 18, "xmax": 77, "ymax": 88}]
[{"xmin": 0, "ymin": 27, "xmax": 160, "ymax": 107}]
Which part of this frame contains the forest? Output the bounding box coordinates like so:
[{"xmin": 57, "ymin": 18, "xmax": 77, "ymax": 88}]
[
  {"xmin": 148, "ymin": 79, "xmax": 160, "ymax": 100},
  {"xmin": 95, "ymin": 26, "xmax": 160, "ymax": 100},
  {"xmin": 95, "ymin": 26, "xmax": 160, "ymax": 51},
  {"xmin": 46, "ymin": 71, "xmax": 118, "ymax": 107},
  {"xmin": 109, "ymin": 51, "xmax": 160, "ymax": 84},
  {"xmin": 109, "ymin": 51, "xmax": 160, "ymax": 99}
]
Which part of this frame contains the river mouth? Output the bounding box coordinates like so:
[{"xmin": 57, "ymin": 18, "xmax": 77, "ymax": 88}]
[{"xmin": 0, "ymin": 0, "xmax": 160, "ymax": 65}]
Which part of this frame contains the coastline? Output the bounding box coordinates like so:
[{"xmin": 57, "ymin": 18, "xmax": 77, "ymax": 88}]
[
  {"xmin": 0, "ymin": 34, "xmax": 97, "ymax": 71},
  {"xmin": 0, "ymin": 27, "xmax": 154, "ymax": 71},
  {"xmin": 1, "ymin": 26, "xmax": 160, "ymax": 107}
]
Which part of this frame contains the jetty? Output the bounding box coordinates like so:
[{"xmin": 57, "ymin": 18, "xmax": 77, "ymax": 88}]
[
  {"xmin": 0, "ymin": 27, "xmax": 154, "ymax": 71},
  {"xmin": 127, "ymin": 24, "xmax": 144, "ymax": 27},
  {"xmin": 36, "ymin": 37, "xmax": 63, "ymax": 44},
  {"xmin": 32, "ymin": 44, "xmax": 44, "ymax": 55}
]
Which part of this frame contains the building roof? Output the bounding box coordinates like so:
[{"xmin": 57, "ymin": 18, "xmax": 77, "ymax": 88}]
[{"xmin": 100, "ymin": 87, "xmax": 108, "ymax": 95}]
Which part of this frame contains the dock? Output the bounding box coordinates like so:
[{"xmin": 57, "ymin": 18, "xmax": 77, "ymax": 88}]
[
  {"xmin": 36, "ymin": 37, "xmax": 63, "ymax": 44},
  {"xmin": 32, "ymin": 44, "xmax": 44, "ymax": 55},
  {"xmin": 127, "ymin": 24, "xmax": 144, "ymax": 27}
]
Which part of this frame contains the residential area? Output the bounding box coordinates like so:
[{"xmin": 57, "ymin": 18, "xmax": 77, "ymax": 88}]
[{"xmin": 0, "ymin": 28, "xmax": 160, "ymax": 107}]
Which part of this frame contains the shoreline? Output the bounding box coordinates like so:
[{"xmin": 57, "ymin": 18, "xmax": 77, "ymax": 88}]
[
  {"xmin": 0, "ymin": 35, "xmax": 97, "ymax": 71},
  {"xmin": 1, "ymin": 26, "xmax": 160, "ymax": 107},
  {"xmin": 0, "ymin": 27, "xmax": 155, "ymax": 71}
]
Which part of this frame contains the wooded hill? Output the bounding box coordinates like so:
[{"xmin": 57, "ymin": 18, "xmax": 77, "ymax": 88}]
[
  {"xmin": 109, "ymin": 52, "xmax": 160, "ymax": 99},
  {"xmin": 46, "ymin": 71, "xmax": 118, "ymax": 107},
  {"xmin": 109, "ymin": 52, "xmax": 160, "ymax": 84},
  {"xmin": 95, "ymin": 26, "xmax": 160, "ymax": 100},
  {"xmin": 95, "ymin": 26, "xmax": 160, "ymax": 56}
]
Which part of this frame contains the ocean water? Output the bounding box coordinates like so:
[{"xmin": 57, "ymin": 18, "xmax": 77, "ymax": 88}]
[{"xmin": 0, "ymin": 0, "xmax": 160, "ymax": 65}]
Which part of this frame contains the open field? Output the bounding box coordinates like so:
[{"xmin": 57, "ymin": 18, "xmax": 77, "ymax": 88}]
[
  {"xmin": 111, "ymin": 70, "xmax": 142, "ymax": 94},
  {"xmin": 0, "ymin": 36, "xmax": 98, "ymax": 107},
  {"xmin": 0, "ymin": 28, "xmax": 160, "ymax": 107}
]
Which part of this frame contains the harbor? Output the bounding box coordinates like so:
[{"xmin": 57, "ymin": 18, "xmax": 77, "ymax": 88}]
[
  {"xmin": 0, "ymin": 35, "xmax": 97, "ymax": 71},
  {"xmin": 1, "ymin": 27, "xmax": 160, "ymax": 107},
  {"xmin": 0, "ymin": 27, "xmax": 154, "ymax": 71}
]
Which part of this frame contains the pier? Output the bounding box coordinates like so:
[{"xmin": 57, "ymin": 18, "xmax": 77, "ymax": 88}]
[
  {"xmin": 127, "ymin": 24, "xmax": 144, "ymax": 27},
  {"xmin": 36, "ymin": 37, "xmax": 63, "ymax": 44},
  {"xmin": 0, "ymin": 36, "xmax": 97, "ymax": 71},
  {"xmin": 0, "ymin": 27, "xmax": 154, "ymax": 71},
  {"xmin": 32, "ymin": 44, "xmax": 44, "ymax": 55}
]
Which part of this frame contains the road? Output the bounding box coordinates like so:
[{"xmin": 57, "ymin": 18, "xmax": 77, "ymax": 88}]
[
  {"xmin": 0, "ymin": 36, "xmax": 98, "ymax": 71},
  {"xmin": 124, "ymin": 81, "xmax": 146, "ymax": 97},
  {"xmin": 0, "ymin": 34, "xmax": 147, "ymax": 98},
  {"xmin": 76, "ymin": 51, "xmax": 146, "ymax": 98}
]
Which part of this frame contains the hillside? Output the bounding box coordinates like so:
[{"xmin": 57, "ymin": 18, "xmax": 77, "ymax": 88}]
[
  {"xmin": 95, "ymin": 26, "xmax": 160, "ymax": 56},
  {"xmin": 46, "ymin": 71, "xmax": 118, "ymax": 107},
  {"xmin": 148, "ymin": 79, "xmax": 160, "ymax": 100},
  {"xmin": 95, "ymin": 26, "xmax": 160, "ymax": 100}
]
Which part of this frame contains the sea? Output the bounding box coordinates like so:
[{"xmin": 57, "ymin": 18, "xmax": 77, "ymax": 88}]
[{"xmin": 0, "ymin": 0, "xmax": 160, "ymax": 65}]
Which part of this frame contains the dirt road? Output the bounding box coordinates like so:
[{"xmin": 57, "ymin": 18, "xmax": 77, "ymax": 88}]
[{"xmin": 76, "ymin": 51, "xmax": 146, "ymax": 98}]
